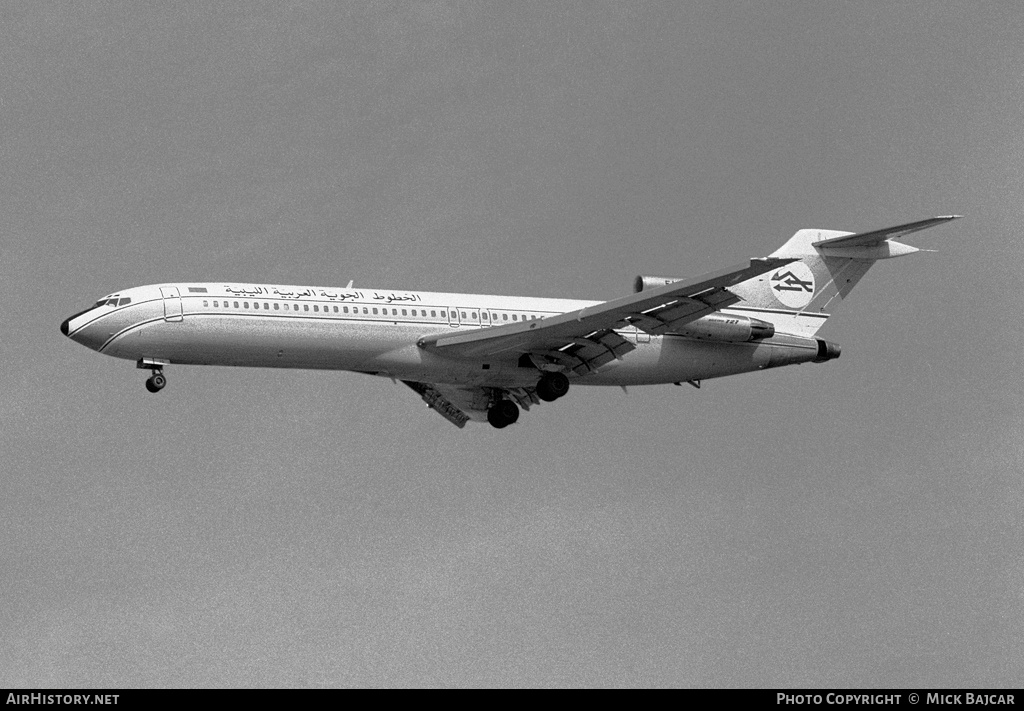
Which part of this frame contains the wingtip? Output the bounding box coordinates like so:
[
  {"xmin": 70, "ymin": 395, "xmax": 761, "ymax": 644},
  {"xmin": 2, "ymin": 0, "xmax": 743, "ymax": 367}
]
[{"xmin": 937, "ymin": 214, "xmax": 964, "ymax": 220}]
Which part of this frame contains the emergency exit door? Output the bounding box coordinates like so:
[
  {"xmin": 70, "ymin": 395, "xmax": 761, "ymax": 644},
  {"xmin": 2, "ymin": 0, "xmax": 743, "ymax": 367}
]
[{"xmin": 160, "ymin": 286, "xmax": 183, "ymax": 322}]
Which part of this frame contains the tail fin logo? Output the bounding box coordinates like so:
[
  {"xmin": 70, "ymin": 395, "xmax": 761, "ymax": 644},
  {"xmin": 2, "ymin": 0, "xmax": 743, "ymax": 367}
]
[{"xmin": 770, "ymin": 263, "xmax": 816, "ymax": 308}]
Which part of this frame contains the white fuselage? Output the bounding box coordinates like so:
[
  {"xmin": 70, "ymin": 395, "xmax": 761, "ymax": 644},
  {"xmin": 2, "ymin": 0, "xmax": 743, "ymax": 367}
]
[{"xmin": 62, "ymin": 282, "xmax": 825, "ymax": 388}]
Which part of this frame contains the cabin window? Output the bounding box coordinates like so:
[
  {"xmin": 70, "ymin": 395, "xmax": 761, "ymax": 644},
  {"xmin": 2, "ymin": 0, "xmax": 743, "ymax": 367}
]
[
  {"xmin": 430, "ymin": 310, "xmax": 436, "ymax": 317},
  {"xmin": 333, "ymin": 306, "xmax": 338, "ymax": 313},
  {"xmin": 461, "ymin": 311, "xmax": 467, "ymax": 319},
  {"xmin": 372, "ymin": 308, "xmax": 378, "ymax": 315},
  {"xmin": 303, "ymin": 304, "xmax": 309, "ymax": 312},
  {"xmin": 313, "ymin": 305, "xmax": 319, "ymax": 312},
  {"xmin": 264, "ymin": 303, "xmax": 269, "ymax": 309},
  {"xmin": 512, "ymin": 314, "xmax": 517, "ymax": 321},
  {"xmin": 401, "ymin": 309, "xmax": 407, "ymax": 316},
  {"xmin": 243, "ymin": 302, "xmax": 249, "ymax": 308},
  {"xmin": 343, "ymin": 306, "xmax": 349, "ymax": 313},
  {"xmin": 213, "ymin": 301, "xmax": 218, "ymax": 307},
  {"xmin": 503, "ymin": 314, "xmax": 508, "ymax": 321},
  {"xmin": 273, "ymin": 303, "xmax": 279, "ymax": 310},
  {"xmin": 234, "ymin": 301, "xmax": 239, "ymax": 308}
]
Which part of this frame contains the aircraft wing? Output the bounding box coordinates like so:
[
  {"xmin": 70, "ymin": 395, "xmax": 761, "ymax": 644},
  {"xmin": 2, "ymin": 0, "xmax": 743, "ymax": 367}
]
[{"xmin": 417, "ymin": 257, "xmax": 795, "ymax": 375}]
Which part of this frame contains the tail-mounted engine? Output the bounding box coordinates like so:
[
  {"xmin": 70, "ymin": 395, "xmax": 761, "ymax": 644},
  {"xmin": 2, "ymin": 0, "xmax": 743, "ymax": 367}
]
[
  {"xmin": 634, "ymin": 275, "xmax": 683, "ymax": 292},
  {"xmin": 673, "ymin": 313, "xmax": 775, "ymax": 342},
  {"xmin": 633, "ymin": 275, "xmax": 774, "ymax": 342}
]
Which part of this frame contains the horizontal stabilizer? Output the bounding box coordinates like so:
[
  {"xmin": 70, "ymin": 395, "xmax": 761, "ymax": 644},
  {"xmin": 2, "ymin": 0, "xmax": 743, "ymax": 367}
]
[{"xmin": 811, "ymin": 215, "xmax": 962, "ymax": 249}]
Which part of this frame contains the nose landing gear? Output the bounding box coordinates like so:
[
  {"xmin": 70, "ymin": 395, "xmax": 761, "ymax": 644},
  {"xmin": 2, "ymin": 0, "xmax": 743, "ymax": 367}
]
[
  {"xmin": 137, "ymin": 358, "xmax": 170, "ymax": 393},
  {"xmin": 145, "ymin": 372, "xmax": 166, "ymax": 393}
]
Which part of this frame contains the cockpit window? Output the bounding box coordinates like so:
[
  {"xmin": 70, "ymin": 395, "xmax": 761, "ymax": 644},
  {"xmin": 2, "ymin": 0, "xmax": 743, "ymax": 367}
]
[{"xmin": 95, "ymin": 296, "xmax": 131, "ymax": 307}]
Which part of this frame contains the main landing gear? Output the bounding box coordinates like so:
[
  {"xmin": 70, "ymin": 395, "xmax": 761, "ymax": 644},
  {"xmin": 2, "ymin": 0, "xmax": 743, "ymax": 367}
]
[
  {"xmin": 137, "ymin": 358, "xmax": 168, "ymax": 393},
  {"xmin": 487, "ymin": 399, "xmax": 520, "ymax": 429},
  {"xmin": 536, "ymin": 372, "xmax": 570, "ymax": 402},
  {"xmin": 487, "ymin": 372, "xmax": 571, "ymax": 429}
]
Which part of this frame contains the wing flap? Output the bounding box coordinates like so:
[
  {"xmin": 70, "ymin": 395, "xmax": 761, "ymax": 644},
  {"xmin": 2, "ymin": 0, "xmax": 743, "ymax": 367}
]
[
  {"xmin": 403, "ymin": 380, "xmax": 543, "ymax": 427},
  {"xmin": 402, "ymin": 380, "xmax": 473, "ymax": 428}
]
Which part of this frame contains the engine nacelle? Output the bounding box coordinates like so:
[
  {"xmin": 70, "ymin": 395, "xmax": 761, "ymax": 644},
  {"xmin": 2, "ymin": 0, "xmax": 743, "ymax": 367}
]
[
  {"xmin": 670, "ymin": 313, "xmax": 775, "ymax": 342},
  {"xmin": 633, "ymin": 275, "xmax": 684, "ymax": 293}
]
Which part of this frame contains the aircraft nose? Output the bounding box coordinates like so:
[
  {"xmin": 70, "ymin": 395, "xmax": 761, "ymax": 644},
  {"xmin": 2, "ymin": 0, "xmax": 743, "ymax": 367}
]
[{"xmin": 60, "ymin": 307, "xmax": 95, "ymax": 340}]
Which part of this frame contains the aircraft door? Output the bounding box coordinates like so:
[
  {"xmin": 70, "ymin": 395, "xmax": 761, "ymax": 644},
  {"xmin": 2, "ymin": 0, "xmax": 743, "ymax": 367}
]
[
  {"xmin": 447, "ymin": 307, "xmax": 460, "ymax": 328},
  {"xmin": 160, "ymin": 286, "xmax": 183, "ymax": 322}
]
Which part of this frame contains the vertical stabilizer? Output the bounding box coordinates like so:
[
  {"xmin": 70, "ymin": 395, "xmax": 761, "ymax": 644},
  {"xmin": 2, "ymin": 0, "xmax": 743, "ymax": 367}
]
[{"xmin": 728, "ymin": 216, "xmax": 960, "ymax": 337}]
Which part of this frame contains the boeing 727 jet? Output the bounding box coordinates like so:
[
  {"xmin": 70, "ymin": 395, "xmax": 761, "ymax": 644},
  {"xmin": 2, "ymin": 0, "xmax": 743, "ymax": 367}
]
[{"xmin": 61, "ymin": 216, "xmax": 959, "ymax": 428}]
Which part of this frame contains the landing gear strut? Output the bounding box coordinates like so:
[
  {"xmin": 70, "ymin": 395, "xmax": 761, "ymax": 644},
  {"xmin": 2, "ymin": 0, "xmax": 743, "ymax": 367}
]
[
  {"xmin": 487, "ymin": 399, "xmax": 520, "ymax": 429},
  {"xmin": 536, "ymin": 372, "xmax": 570, "ymax": 402},
  {"xmin": 138, "ymin": 358, "xmax": 168, "ymax": 393}
]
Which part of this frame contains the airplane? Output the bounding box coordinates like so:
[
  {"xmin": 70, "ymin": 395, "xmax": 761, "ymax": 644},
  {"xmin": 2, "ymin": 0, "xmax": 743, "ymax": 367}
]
[{"xmin": 61, "ymin": 215, "xmax": 960, "ymax": 429}]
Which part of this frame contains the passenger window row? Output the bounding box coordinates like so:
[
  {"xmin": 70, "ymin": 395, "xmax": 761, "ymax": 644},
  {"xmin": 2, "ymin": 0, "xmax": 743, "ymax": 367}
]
[{"xmin": 198, "ymin": 299, "xmax": 542, "ymax": 323}]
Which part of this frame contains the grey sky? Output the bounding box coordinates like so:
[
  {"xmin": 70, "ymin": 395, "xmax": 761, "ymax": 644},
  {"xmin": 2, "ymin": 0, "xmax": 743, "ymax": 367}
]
[{"xmin": 2, "ymin": 1, "xmax": 1022, "ymax": 687}]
